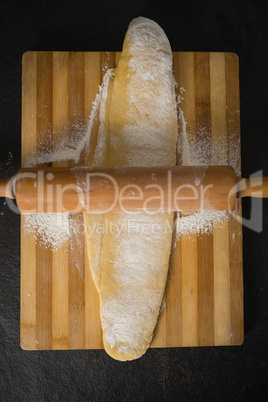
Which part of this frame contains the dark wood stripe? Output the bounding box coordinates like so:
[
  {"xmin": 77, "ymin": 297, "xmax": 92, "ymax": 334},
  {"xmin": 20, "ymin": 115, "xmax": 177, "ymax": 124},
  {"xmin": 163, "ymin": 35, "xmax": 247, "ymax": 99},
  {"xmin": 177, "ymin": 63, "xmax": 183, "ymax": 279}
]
[
  {"xmin": 197, "ymin": 233, "xmax": 215, "ymax": 346},
  {"xmin": 229, "ymin": 202, "xmax": 244, "ymax": 345},
  {"xmin": 36, "ymin": 52, "xmax": 53, "ymax": 349},
  {"xmin": 226, "ymin": 53, "xmax": 244, "ymax": 345},
  {"xmin": 68, "ymin": 213, "xmax": 85, "ymax": 349}
]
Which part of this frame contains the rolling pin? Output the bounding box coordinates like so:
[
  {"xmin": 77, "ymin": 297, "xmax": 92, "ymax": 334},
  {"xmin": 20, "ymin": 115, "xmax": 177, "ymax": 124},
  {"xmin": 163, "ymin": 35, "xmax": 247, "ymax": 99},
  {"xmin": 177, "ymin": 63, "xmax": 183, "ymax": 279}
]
[{"xmin": 0, "ymin": 165, "xmax": 267, "ymax": 213}]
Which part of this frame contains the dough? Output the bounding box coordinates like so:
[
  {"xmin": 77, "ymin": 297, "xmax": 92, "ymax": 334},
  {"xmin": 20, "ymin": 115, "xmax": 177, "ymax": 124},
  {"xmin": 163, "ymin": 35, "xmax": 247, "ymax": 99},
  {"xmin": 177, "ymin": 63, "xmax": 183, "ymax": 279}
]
[{"xmin": 85, "ymin": 17, "xmax": 178, "ymax": 360}]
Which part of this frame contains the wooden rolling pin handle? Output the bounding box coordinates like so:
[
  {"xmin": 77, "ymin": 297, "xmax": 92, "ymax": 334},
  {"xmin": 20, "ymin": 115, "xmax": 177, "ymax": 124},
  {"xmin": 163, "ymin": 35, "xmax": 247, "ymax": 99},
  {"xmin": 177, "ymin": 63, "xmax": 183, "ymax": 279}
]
[
  {"xmin": 0, "ymin": 178, "xmax": 15, "ymax": 199},
  {"xmin": 238, "ymin": 177, "xmax": 268, "ymax": 198}
]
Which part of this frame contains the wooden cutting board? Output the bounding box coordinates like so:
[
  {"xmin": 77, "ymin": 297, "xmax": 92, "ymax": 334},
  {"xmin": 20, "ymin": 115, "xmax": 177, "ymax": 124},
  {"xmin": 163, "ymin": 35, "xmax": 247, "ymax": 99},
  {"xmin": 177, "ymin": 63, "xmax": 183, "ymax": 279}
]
[{"xmin": 20, "ymin": 51, "xmax": 243, "ymax": 350}]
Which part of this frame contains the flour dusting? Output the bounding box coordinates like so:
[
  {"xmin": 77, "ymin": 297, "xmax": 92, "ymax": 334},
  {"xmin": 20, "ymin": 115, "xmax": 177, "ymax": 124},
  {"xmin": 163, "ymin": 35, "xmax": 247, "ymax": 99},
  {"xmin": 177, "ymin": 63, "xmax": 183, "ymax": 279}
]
[
  {"xmin": 108, "ymin": 16, "xmax": 177, "ymax": 167},
  {"xmin": 176, "ymin": 210, "xmax": 229, "ymax": 238},
  {"xmin": 92, "ymin": 68, "xmax": 113, "ymax": 165},
  {"xmin": 177, "ymin": 89, "xmax": 192, "ymax": 166},
  {"xmin": 101, "ymin": 213, "xmax": 173, "ymax": 356},
  {"xmin": 176, "ymin": 87, "xmax": 231, "ymax": 238},
  {"xmin": 24, "ymin": 69, "xmax": 112, "ymax": 250},
  {"xmin": 24, "ymin": 213, "xmax": 70, "ymax": 250},
  {"xmin": 26, "ymin": 73, "xmax": 110, "ymax": 168}
]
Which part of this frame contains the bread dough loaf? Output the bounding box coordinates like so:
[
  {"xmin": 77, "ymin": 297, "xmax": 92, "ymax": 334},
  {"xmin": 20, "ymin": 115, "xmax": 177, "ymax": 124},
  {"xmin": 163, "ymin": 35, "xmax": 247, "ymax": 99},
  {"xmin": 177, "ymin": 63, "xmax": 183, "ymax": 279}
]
[{"xmin": 85, "ymin": 17, "xmax": 178, "ymax": 360}]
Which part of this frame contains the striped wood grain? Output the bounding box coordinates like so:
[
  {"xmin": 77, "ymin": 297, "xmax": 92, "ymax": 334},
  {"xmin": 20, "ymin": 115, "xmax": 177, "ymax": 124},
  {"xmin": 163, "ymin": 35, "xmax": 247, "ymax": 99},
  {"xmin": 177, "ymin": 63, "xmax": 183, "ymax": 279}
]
[
  {"xmin": 21, "ymin": 51, "xmax": 243, "ymax": 350},
  {"xmin": 157, "ymin": 52, "xmax": 243, "ymax": 347}
]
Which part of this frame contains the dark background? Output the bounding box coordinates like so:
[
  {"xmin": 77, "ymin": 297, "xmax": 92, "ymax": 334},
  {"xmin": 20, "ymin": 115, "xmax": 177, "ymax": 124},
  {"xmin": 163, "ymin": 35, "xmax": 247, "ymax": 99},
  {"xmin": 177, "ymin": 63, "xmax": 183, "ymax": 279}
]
[{"xmin": 0, "ymin": 0, "xmax": 268, "ymax": 400}]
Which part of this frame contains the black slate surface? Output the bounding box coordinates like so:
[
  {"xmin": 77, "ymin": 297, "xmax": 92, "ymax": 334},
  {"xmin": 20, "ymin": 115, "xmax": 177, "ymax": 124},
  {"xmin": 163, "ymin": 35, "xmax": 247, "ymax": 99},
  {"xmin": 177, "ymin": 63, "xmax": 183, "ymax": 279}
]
[{"xmin": 0, "ymin": 0, "xmax": 268, "ymax": 400}]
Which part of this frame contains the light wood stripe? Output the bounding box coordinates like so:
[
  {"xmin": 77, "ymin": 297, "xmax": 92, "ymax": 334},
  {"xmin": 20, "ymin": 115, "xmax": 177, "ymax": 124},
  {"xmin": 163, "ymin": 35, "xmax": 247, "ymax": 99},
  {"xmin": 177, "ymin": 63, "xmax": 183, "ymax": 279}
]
[
  {"xmin": 35, "ymin": 52, "xmax": 53, "ymax": 350},
  {"xmin": 67, "ymin": 53, "xmax": 86, "ymax": 349},
  {"xmin": 198, "ymin": 233, "xmax": 214, "ymax": 346},
  {"xmin": 181, "ymin": 235, "xmax": 198, "ymax": 346},
  {"xmin": 21, "ymin": 52, "xmax": 37, "ymax": 350},
  {"xmin": 51, "ymin": 52, "xmax": 69, "ymax": 350},
  {"xmin": 213, "ymin": 221, "xmax": 231, "ymax": 345},
  {"xmin": 52, "ymin": 245, "xmax": 69, "ymax": 349}
]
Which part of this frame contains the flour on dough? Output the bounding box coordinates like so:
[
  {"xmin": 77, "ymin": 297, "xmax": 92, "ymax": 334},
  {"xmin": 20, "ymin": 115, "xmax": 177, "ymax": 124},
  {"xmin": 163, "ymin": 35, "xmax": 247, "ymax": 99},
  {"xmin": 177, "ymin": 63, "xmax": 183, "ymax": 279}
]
[{"xmin": 85, "ymin": 16, "xmax": 178, "ymax": 361}]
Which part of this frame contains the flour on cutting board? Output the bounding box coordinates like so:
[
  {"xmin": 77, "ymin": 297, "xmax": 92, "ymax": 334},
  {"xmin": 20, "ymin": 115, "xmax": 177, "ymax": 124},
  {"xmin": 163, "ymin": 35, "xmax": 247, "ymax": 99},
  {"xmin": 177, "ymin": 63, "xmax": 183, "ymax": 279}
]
[
  {"xmin": 26, "ymin": 69, "xmax": 113, "ymax": 168},
  {"xmin": 176, "ymin": 211, "xmax": 228, "ymax": 239},
  {"xmin": 24, "ymin": 213, "xmax": 70, "ymax": 250},
  {"xmin": 175, "ymin": 88, "xmax": 231, "ymax": 238},
  {"xmin": 24, "ymin": 69, "xmax": 113, "ymax": 251}
]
